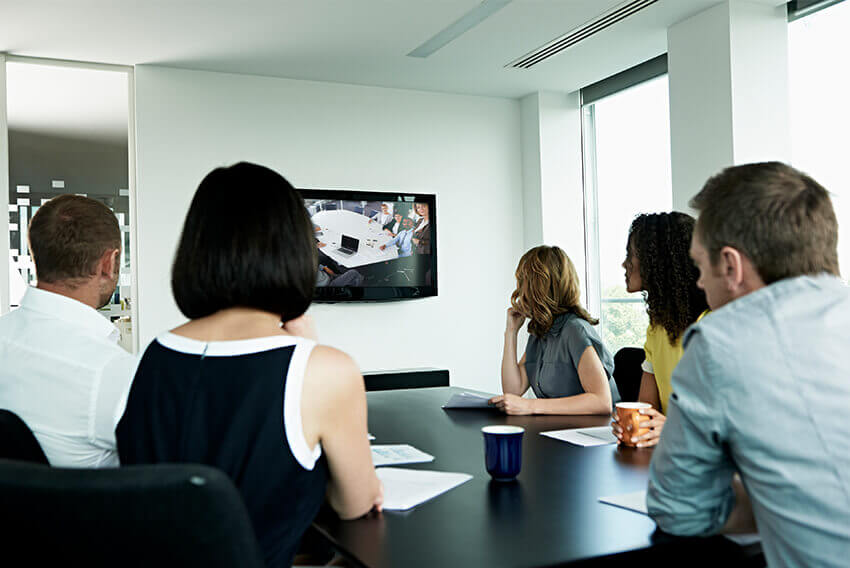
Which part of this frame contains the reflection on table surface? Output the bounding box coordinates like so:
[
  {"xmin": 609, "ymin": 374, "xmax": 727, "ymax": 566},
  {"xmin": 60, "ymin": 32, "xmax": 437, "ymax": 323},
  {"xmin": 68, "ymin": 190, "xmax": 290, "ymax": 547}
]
[
  {"xmin": 315, "ymin": 387, "xmax": 760, "ymax": 567},
  {"xmin": 314, "ymin": 386, "xmax": 659, "ymax": 568}
]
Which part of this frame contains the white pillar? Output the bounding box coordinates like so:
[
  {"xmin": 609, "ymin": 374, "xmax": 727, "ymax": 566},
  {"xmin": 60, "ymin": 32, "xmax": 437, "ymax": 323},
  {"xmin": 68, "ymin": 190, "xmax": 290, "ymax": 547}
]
[
  {"xmin": 519, "ymin": 91, "xmax": 586, "ymax": 293},
  {"xmin": 0, "ymin": 54, "xmax": 10, "ymax": 314},
  {"xmin": 667, "ymin": 0, "xmax": 791, "ymax": 212},
  {"xmin": 520, "ymin": 93, "xmax": 544, "ymax": 249}
]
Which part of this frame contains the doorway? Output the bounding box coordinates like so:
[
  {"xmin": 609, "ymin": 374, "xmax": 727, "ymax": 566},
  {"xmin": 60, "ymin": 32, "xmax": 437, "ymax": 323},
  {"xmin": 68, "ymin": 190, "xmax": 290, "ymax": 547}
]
[{"xmin": 1, "ymin": 56, "xmax": 138, "ymax": 352}]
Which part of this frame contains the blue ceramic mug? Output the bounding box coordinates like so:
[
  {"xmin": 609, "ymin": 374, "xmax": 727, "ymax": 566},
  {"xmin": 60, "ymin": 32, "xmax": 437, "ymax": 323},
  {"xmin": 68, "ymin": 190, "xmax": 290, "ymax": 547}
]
[{"xmin": 482, "ymin": 425, "xmax": 525, "ymax": 481}]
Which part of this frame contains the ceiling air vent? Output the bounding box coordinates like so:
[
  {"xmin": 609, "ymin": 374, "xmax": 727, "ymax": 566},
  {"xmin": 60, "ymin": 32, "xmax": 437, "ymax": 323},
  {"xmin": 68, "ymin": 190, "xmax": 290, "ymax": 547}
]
[{"xmin": 507, "ymin": 0, "xmax": 659, "ymax": 69}]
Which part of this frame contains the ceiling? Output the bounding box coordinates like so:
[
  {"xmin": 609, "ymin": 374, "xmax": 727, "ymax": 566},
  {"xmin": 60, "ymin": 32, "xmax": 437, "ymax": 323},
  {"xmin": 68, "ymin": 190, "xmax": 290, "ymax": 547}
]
[{"xmin": 1, "ymin": 0, "xmax": 788, "ymax": 144}]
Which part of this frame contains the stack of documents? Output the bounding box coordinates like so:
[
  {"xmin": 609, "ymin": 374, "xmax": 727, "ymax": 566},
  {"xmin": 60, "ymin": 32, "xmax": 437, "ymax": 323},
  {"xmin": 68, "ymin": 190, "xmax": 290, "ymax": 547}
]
[
  {"xmin": 442, "ymin": 391, "xmax": 495, "ymax": 409},
  {"xmin": 541, "ymin": 426, "xmax": 618, "ymax": 447},
  {"xmin": 371, "ymin": 444, "xmax": 434, "ymax": 467},
  {"xmin": 377, "ymin": 467, "xmax": 473, "ymax": 511}
]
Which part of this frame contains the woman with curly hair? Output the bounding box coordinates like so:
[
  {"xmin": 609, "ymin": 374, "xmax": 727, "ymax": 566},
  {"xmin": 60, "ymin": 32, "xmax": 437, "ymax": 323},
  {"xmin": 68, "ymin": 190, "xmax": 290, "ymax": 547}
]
[
  {"xmin": 611, "ymin": 212, "xmax": 709, "ymax": 447},
  {"xmin": 490, "ymin": 245, "xmax": 621, "ymax": 415}
]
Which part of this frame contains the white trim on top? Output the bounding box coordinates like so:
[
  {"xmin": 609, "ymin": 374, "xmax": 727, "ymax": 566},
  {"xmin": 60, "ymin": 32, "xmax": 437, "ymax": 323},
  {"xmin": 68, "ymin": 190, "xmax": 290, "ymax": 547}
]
[
  {"xmin": 156, "ymin": 331, "xmax": 299, "ymax": 357},
  {"xmin": 283, "ymin": 340, "xmax": 322, "ymax": 470},
  {"xmin": 155, "ymin": 331, "xmax": 322, "ymax": 469}
]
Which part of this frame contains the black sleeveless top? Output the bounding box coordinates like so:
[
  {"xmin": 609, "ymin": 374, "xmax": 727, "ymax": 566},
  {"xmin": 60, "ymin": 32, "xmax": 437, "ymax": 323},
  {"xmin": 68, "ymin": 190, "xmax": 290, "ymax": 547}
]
[{"xmin": 117, "ymin": 333, "xmax": 329, "ymax": 568}]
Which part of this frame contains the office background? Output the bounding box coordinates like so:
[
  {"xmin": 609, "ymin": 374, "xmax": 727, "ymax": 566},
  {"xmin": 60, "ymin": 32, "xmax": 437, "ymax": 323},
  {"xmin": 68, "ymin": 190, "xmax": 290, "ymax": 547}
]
[{"xmin": 1, "ymin": 0, "xmax": 842, "ymax": 393}]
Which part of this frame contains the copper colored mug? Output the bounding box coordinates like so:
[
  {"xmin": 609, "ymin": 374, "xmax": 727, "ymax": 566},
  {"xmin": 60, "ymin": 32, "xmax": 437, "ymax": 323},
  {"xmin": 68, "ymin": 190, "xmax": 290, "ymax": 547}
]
[{"xmin": 615, "ymin": 402, "xmax": 652, "ymax": 447}]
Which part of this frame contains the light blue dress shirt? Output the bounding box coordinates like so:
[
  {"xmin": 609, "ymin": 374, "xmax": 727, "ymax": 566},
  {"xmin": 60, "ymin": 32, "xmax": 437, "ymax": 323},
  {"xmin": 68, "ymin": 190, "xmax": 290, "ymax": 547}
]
[
  {"xmin": 384, "ymin": 228, "xmax": 413, "ymax": 257},
  {"xmin": 647, "ymin": 274, "xmax": 850, "ymax": 568}
]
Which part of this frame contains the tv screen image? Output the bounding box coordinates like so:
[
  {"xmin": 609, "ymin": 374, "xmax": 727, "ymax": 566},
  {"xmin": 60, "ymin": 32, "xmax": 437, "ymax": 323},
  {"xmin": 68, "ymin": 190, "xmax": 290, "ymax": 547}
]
[{"xmin": 300, "ymin": 189, "xmax": 436, "ymax": 302}]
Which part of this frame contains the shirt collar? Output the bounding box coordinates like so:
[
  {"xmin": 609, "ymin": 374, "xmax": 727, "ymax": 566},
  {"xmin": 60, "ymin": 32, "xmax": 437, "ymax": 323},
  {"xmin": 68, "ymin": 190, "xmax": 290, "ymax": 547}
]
[
  {"xmin": 19, "ymin": 287, "xmax": 120, "ymax": 343},
  {"xmin": 547, "ymin": 312, "xmax": 572, "ymax": 336}
]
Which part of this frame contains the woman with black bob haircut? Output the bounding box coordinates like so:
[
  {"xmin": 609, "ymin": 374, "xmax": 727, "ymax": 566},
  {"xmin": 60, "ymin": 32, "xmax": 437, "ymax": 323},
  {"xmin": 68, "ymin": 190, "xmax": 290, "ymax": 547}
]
[
  {"xmin": 117, "ymin": 163, "xmax": 383, "ymax": 568},
  {"xmin": 611, "ymin": 212, "xmax": 709, "ymax": 447}
]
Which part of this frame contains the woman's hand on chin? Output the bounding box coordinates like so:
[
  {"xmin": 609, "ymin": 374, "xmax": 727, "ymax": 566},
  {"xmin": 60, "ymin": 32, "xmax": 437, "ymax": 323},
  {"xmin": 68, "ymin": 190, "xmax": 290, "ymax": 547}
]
[{"xmin": 505, "ymin": 307, "xmax": 525, "ymax": 335}]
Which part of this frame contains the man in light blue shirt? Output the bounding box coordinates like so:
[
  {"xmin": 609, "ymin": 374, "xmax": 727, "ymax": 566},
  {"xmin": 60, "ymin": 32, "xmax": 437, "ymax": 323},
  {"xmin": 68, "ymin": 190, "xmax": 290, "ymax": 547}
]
[
  {"xmin": 647, "ymin": 162, "xmax": 850, "ymax": 568},
  {"xmin": 380, "ymin": 216, "xmax": 414, "ymax": 257}
]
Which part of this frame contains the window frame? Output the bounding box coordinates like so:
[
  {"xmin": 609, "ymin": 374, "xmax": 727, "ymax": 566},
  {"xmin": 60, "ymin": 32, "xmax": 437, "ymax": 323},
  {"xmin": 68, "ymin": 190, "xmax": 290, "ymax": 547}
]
[{"xmin": 579, "ymin": 57, "xmax": 670, "ymax": 327}]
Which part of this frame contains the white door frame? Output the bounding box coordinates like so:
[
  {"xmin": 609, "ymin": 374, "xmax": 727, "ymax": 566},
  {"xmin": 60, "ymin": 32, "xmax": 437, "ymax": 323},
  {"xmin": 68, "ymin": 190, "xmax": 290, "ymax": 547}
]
[
  {"xmin": 0, "ymin": 53, "xmax": 9, "ymax": 315},
  {"xmin": 1, "ymin": 55, "xmax": 139, "ymax": 352}
]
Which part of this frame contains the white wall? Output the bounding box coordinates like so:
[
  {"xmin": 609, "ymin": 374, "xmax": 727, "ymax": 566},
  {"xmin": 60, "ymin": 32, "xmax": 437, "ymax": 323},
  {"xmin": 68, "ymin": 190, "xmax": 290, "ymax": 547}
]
[
  {"xmin": 668, "ymin": 0, "xmax": 790, "ymax": 212},
  {"xmin": 668, "ymin": 2, "xmax": 734, "ymax": 213},
  {"xmin": 520, "ymin": 91, "xmax": 587, "ymax": 302},
  {"xmin": 134, "ymin": 65, "xmax": 523, "ymax": 392}
]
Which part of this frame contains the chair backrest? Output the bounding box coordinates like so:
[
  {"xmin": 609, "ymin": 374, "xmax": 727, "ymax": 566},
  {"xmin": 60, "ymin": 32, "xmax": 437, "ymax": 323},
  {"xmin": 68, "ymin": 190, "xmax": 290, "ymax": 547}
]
[
  {"xmin": 363, "ymin": 368, "xmax": 450, "ymax": 391},
  {"xmin": 613, "ymin": 347, "xmax": 646, "ymax": 403},
  {"xmin": 0, "ymin": 409, "xmax": 49, "ymax": 464},
  {"xmin": 0, "ymin": 460, "xmax": 265, "ymax": 567}
]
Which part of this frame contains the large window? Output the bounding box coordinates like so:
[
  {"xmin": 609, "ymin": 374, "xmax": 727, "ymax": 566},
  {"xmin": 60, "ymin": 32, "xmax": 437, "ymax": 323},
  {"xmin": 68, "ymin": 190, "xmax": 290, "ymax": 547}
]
[
  {"xmin": 582, "ymin": 75, "xmax": 673, "ymax": 354},
  {"xmin": 789, "ymin": 0, "xmax": 850, "ymax": 278}
]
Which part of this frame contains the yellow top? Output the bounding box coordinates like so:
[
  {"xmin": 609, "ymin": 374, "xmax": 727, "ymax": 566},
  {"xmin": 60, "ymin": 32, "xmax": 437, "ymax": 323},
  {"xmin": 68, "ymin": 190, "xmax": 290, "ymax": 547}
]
[{"xmin": 643, "ymin": 310, "xmax": 709, "ymax": 413}]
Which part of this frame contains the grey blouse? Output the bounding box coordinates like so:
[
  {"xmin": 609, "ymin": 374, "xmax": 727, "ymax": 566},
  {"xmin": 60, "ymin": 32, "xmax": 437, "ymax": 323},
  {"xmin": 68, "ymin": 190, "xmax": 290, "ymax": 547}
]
[{"xmin": 524, "ymin": 312, "xmax": 620, "ymax": 403}]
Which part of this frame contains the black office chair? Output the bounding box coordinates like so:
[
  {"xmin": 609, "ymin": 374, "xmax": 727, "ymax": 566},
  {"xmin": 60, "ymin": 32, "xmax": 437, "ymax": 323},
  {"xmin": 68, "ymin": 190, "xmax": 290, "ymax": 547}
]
[
  {"xmin": 613, "ymin": 347, "xmax": 645, "ymax": 403},
  {"xmin": 0, "ymin": 461, "xmax": 265, "ymax": 567},
  {"xmin": 0, "ymin": 409, "xmax": 49, "ymax": 464},
  {"xmin": 363, "ymin": 368, "xmax": 450, "ymax": 391}
]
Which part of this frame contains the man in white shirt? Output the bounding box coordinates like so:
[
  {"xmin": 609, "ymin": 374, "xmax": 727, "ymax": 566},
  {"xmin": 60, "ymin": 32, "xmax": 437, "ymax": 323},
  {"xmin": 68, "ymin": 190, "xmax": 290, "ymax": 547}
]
[
  {"xmin": 368, "ymin": 203, "xmax": 392, "ymax": 226},
  {"xmin": 0, "ymin": 195, "xmax": 136, "ymax": 467}
]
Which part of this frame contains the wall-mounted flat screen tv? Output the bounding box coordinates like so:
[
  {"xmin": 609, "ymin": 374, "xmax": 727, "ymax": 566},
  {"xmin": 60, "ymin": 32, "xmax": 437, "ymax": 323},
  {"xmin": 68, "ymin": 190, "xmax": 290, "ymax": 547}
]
[{"xmin": 299, "ymin": 189, "xmax": 437, "ymax": 302}]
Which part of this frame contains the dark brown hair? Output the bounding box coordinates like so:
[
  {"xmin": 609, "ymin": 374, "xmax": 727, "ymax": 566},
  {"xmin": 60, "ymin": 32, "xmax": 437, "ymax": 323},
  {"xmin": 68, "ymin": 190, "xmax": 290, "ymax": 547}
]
[
  {"xmin": 28, "ymin": 194, "xmax": 120, "ymax": 286},
  {"xmin": 511, "ymin": 245, "xmax": 597, "ymax": 338},
  {"xmin": 171, "ymin": 162, "xmax": 317, "ymax": 321},
  {"xmin": 691, "ymin": 162, "xmax": 839, "ymax": 284},
  {"xmin": 627, "ymin": 213, "xmax": 708, "ymax": 344}
]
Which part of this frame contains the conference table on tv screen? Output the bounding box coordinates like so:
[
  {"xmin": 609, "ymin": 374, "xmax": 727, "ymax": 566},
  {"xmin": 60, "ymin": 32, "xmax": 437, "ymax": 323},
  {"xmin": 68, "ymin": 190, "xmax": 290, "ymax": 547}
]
[
  {"xmin": 313, "ymin": 209, "xmax": 399, "ymax": 268},
  {"xmin": 312, "ymin": 386, "xmax": 759, "ymax": 568}
]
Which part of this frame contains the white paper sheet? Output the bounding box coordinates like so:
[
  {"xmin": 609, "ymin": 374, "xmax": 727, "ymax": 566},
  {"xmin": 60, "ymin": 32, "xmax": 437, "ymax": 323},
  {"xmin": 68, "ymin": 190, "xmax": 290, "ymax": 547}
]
[
  {"xmin": 376, "ymin": 467, "xmax": 473, "ymax": 511},
  {"xmin": 371, "ymin": 444, "xmax": 434, "ymax": 467},
  {"xmin": 442, "ymin": 391, "xmax": 495, "ymax": 409},
  {"xmin": 368, "ymin": 433, "xmax": 376, "ymax": 441},
  {"xmin": 541, "ymin": 426, "xmax": 618, "ymax": 447},
  {"xmin": 599, "ymin": 490, "xmax": 762, "ymax": 547},
  {"xmin": 599, "ymin": 490, "xmax": 648, "ymax": 514}
]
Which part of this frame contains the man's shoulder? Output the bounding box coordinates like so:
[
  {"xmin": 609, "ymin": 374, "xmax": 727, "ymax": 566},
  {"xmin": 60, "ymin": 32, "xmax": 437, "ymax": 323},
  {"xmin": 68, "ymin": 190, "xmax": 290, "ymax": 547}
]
[{"xmin": 2, "ymin": 312, "xmax": 132, "ymax": 367}]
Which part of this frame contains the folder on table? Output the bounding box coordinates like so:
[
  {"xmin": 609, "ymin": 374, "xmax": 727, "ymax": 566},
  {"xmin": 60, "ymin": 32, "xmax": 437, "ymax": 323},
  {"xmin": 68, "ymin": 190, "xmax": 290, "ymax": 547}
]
[{"xmin": 442, "ymin": 391, "xmax": 495, "ymax": 409}]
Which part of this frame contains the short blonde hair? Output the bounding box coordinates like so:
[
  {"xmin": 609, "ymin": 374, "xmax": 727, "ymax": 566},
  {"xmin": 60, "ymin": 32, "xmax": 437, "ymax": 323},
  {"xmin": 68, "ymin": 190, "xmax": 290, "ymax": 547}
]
[{"xmin": 511, "ymin": 245, "xmax": 597, "ymax": 337}]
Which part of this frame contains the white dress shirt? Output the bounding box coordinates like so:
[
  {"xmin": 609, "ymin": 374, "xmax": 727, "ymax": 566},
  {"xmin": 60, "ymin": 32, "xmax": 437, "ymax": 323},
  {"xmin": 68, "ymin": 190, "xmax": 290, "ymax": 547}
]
[
  {"xmin": 371, "ymin": 211, "xmax": 392, "ymax": 225},
  {"xmin": 0, "ymin": 287, "xmax": 136, "ymax": 467}
]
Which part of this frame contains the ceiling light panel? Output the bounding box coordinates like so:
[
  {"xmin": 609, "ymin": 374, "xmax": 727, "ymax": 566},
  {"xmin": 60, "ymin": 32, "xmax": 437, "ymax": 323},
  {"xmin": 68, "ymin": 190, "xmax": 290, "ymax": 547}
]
[{"xmin": 408, "ymin": 0, "xmax": 512, "ymax": 58}]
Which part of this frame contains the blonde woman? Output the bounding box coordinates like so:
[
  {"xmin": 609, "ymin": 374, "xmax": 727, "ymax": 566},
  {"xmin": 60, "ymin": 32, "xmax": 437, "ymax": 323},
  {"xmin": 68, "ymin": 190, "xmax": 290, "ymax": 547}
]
[{"xmin": 490, "ymin": 246, "xmax": 620, "ymax": 415}]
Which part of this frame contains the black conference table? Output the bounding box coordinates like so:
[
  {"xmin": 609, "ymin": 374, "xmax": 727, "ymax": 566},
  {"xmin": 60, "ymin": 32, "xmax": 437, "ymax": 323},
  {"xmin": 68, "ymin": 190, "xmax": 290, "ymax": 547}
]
[{"xmin": 312, "ymin": 387, "xmax": 752, "ymax": 567}]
